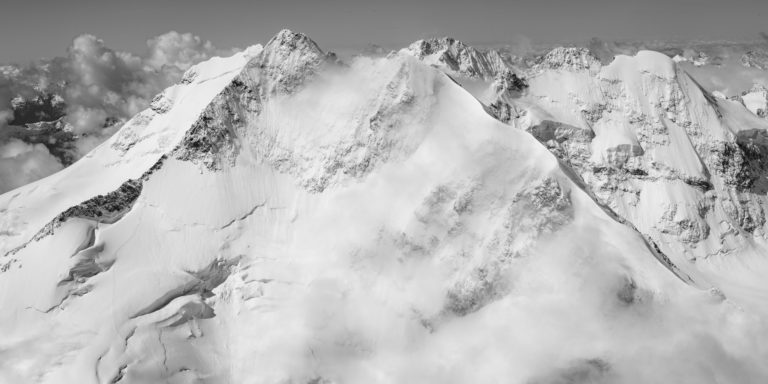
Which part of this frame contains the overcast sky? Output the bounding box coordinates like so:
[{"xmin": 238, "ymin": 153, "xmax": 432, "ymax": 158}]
[{"xmin": 2, "ymin": 0, "xmax": 768, "ymax": 63}]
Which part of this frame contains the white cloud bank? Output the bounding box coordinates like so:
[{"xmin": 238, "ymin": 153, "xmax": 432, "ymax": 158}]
[
  {"xmin": 0, "ymin": 139, "xmax": 63, "ymax": 192},
  {"xmin": 0, "ymin": 31, "xmax": 238, "ymax": 194}
]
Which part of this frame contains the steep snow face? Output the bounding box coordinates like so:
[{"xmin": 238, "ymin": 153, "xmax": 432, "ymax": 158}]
[
  {"xmin": 741, "ymin": 84, "xmax": 768, "ymax": 118},
  {"xmin": 498, "ymin": 48, "xmax": 768, "ymax": 302},
  {"xmin": 401, "ymin": 37, "xmax": 514, "ymax": 81},
  {"xmin": 3, "ymin": 31, "xmax": 768, "ymax": 384}
]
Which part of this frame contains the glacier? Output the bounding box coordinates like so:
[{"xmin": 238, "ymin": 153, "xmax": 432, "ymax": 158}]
[{"xmin": 1, "ymin": 30, "xmax": 768, "ymax": 384}]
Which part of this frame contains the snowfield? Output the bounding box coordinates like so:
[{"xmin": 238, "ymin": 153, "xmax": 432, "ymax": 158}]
[{"xmin": 2, "ymin": 30, "xmax": 768, "ymax": 384}]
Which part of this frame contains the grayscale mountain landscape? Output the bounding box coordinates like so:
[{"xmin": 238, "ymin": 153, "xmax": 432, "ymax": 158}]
[{"xmin": 2, "ymin": 1, "xmax": 768, "ymax": 383}]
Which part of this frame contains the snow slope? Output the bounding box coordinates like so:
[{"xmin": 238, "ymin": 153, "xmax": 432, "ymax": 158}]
[
  {"xmin": 400, "ymin": 37, "xmax": 513, "ymax": 81},
  {"xmin": 0, "ymin": 45, "xmax": 262, "ymax": 258},
  {"xmin": 2, "ymin": 31, "xmax": 768, "ymax": 384},
  {"xmin": 492, "ymin": 47, "xmax": 768, "ymax": 309},
  {"xmin": 400, "ymin": 37, "xmax": 529, "ymax": 101},
  {"xmin": 741, "ymin": 84, "xmax": 768, "ymax": 118}
]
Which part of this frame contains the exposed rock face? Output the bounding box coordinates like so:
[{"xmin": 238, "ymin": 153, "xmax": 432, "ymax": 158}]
[
  {"xmin": 2, "ymin": 179, "xmax": 142, "ymax": 261},
  {"xmin": 149, "ymin": 93, "xmax": 174, "ymax": 114},
  {"xmin": 10, "ymin": 93, "xmax": 66, "ymax": 125},
  {"xmin": 533, "ymin": 47, "xmax": 602, "ymax": 73},
  {"xmin": 528, "ymin": 358, "xmax": 613, "ymax": 384},
  {"xmin": 403, "ymin": 38, "xmax": 532, "ymax": 132},
  {"xmin": 673, "ymin": 51, "xmax": 712, "ymax": 67},
  {"xmin": 485, "ymin": 68, "xmax": 530, "ymax": 124},
  {"xmin": 0, "ymin": 61, "xmax": 77, "ymax": 169},
  {"xmin": 3, "ymin": 28, "xmax": 768, "ymax": 384},
  {"xmin": 1, "ymin": 116, "xmax": 78, "ymax": 165},
  {"xmin": 741, "ymin": 84, "xmax": 768, "ymax": 118},
  {"xmin": 173, "ymin": 34, "xmax": 443, "ymax": 194},
  {"xmin": 496, "ymin": 48, "xmax": 768, "ymax": 282},
  {"xmin": 250, "ymin": 29, "xmax": 340, "ymax": 94},
  {"xmin": 56, "ymin": 179, "xmax": 143, "ymax": 224},
  {"xmin": 2, "ymin": 154, "xmax": 170, "ymax": 259},
  {"xmin": 492, "ymin": 68, "xmax": 529, "ymax": 95},
  {"xmin": 741, "ymin": 50, "xmax": 768, "ymax": 70},
  {"xmin": 402, "ymin": 37, "xmax": 517, "ymax": 80},
  {"xmin": 0, "ymin": 91, "xmax": 80, "ymax": 166},
  {"xmin": 526, "ymin": 120, "xmax": 595, "ymax": 170},
  {"xmin": 171, "ymin": 87, "xmax": 244, "ymax": 170},
  {"xmin": 171, "ymin": 29, "xmax": 336, "ymax": 171}
]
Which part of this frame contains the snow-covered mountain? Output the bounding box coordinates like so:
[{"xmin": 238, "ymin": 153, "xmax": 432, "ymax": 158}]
[
  {"xmin": 531, "ymin": 47, "xmax": 603, "ymax": 73},
  {"xmin": 0, "ymin": 32, "xmax": 235, "ymax": 195},
  {"xmin": 741, "ymin": 84, "xmax": 768, "ymax": 118},
  {"xmin": 742, "ymin": 49, "xmax": 768, "ymax": 70},
  {"xmin": 489, "ymin": 47, "xmax": 768, "ymax": 304},
  {"xmin": 2, "ymin": 30, "xmax": 768, "ymax": 384},
  {"xmin": 401, "ymin": 37, "xmax": 519, "ymax": 81},
  {"xmin": 0, "ymin": 62, "xmax": 77, "ymax": 167}
]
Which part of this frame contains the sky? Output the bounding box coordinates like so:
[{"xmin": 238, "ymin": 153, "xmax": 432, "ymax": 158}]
[{"xmin": 1, "ymin": 0, "xmax": 768, "ymax": 63}]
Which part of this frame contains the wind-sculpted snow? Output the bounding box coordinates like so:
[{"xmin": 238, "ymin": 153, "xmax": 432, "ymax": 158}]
[{"xmin": 3, "ymin": 30, "xmax": 768, "ymax": 384}]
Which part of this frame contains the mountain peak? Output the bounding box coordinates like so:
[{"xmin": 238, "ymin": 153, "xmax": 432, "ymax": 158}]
[
  {"xmin": 250, "ymin": 29, "xmax": 338, "ymax": 94},
  {"xmin": 402, "ymin": 36, "xmax": 514, "ymax": 80},
  {"xmin": 535, "ymin": 47, "xmax": 601, "ymax": 72},
  {"xmin": 409, "ymin": 37, "xmax": 468, "ymax": 57},
  {"xmin": 5, "ymin": 29, "xmax": 768, "ymax": 384},
  {"xmin": 741, "ymin": 82, "xmax": 768, "ymax": 118},
  {"xmin": 265, "ymin": 29, "xmax": 323, "ymax": 54}
]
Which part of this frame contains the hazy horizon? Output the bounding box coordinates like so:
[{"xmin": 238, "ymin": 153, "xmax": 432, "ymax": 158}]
[{"xmin": 2, "ymin": 0, "xmax": 768, "ymax": 63}]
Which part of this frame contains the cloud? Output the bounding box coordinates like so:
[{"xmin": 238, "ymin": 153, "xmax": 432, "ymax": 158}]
[
  {"xmin": 66, "ymin": 105, "xmax": 109, "ymax": 136},
  {"xmin": 0, "ymin": 31, "xmax": 239, "ymax": 193},
  {"xmin": 0, "ymin": 139, "xmax": 64, "ymax": 193},
  {"xmin": 0, "ymin": 76, "xmax": 16, "ymax": 125},
  {"xmin": 145, "ymin": 31, "xmax": 232, "ymax": 71},
  {"xmin": 504, "ymin": 33, "xmax": 534, "ymax": 57},
  {"xmin": 63, "ymin": 34, "xmax": 170, "ymax": 135},
  {"xmin": 0, "ymin": 109, "xmax": 12, "ymax": 125},
  {"xmin": 58, "ymin": 32, "xmax": 235, "ymax": 136}
]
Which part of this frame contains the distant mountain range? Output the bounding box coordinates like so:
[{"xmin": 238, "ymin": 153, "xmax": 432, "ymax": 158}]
[{"xmin": 3, "ymin": 30, "xmax": 768, "ymax": 383}]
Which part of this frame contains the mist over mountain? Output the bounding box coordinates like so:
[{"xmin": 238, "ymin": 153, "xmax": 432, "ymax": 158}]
[
  {"xmin": 0, "ymin": 32, "xmax": 236, "ymax": 193},
  {"xmin": 3, "ymin": 25, "xmax": 768, "ymax": 384},
  {"xmin": 3, "ymin": 32, "xmax": 768, "ymax": 193}
]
